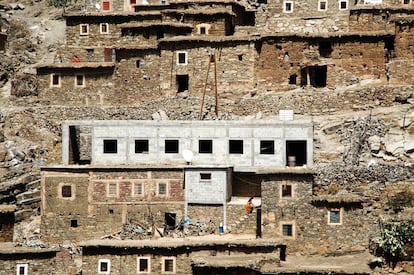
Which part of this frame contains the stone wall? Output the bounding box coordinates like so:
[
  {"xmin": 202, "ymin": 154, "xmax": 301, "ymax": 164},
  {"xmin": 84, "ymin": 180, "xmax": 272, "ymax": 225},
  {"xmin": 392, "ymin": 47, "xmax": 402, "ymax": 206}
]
[
  {"xmin": 0, "ymin": 213, "xmax": 14, "ymax": 242},
  {"xmin": 0, "ymin": 251, "xmax": 58, "ymax": 275}
]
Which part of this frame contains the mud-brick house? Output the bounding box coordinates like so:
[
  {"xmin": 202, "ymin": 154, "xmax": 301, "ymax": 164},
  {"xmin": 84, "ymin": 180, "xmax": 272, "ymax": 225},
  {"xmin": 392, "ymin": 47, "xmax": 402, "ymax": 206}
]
[
  {"xmin": 0, "ymin": 205, "xmax": 16, "ymax": 242},
  {"xmin": 40, "ymin": 119, "xmax": 314, "ymax": 243},
  {"xmin": 79, "ymin": 238, "xmax": 285, "ymax": 275},
  {"xmin": 0, "ymin": 243, "xmax": 59, "ymax": 275}
]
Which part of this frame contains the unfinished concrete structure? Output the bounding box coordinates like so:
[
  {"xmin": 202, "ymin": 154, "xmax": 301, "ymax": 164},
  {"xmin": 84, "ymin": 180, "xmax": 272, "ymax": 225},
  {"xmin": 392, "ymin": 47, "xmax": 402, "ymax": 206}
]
[{"xmin": 32, "ymin": 0, "xmax": 414, "ymax": 105}]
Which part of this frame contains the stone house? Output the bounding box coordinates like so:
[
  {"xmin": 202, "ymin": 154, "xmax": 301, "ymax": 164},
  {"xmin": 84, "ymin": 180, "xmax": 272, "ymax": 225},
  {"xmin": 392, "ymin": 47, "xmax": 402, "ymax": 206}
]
[{"xmin": 0, "ymin": 205, "xmax": 16, "ymax": 242}]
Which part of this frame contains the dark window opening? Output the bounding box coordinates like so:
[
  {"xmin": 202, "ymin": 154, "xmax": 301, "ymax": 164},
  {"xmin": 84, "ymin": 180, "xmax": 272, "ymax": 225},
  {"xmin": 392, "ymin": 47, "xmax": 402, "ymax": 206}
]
[
  {"xmin": 62, "ymin": 185, "xmax": 72, "ymax": 198},
  {"xmin": 164, "ymin": 259, "xmax": 174, "ymax": 272},
  {"xmin": 100, "ymin": 262, "xmax": 109, "ymax": 272},
  {"xmin": 319, "ymin": 1, "xmax": 327, "ymax": 10},
  {"xmin": 158, "ymin": 183, "xmax": 167, "ymax": 195},
  {"xmin": 18, "ymin": 266, "xmax": 26, "ymax": 275},
  {"xmin": 199, "ymin": 140, "xmax": 213, "ymax": 153},
  {"xmin": 70, "ymin": 219, "xmax": 78, "ymax": 228},
  {"xmin": 242, "ymin": 11, "xmax": 255, "ymax": 26},
  {"xmin": 156, "ymin": 31, "xmax": 164, "ymax": 40},
  {"xmin": 136, "ymin": 60, "xmax": 141, "ymax": 68},
  {"xmin": 301, "ymin": 66, "xmax": 327, "ymax": 87},
  {"xmin": 101, "ymin": 24, "xmax": 108, "ymax": 33},
  {"xmin": 139, "ymin": 258, "xmax": 149, "ymax": 272},
  {"xmin": 289, "ymin": 74, "xmax": 297, "ymax": 85},
  {"xmin": 340, "ymin": 0, "xmax": 347, "ymax": 9},
  {"xmin": 86, "ymin": 48, "xmax": 94, "ymax": 57},
  {"xmin": 0, "ymin": 223, "xmax": 2, "ymax": 231},
  {"xmin": 330, "ymin": 210, "xmax": 341, "ymax": 224},
  {"xmin": 176, "ymin": 74, "xmax": 189, "ymax": 93},
  {"xmin": 135, "ymin": 140, "xmax": 149, "ymax": 153},
  {"xmin": 108, "ymin": 209, "xmax": 114, "ymax": 214},
  {"xmin": 209, "ymin": 54, "xmax": 215, "ymax": 63},
  {"xmin": 103, "ymin": 139, "xmax": 117, "ymax": 154},
  {"xmin": 75, "ymin": 75, "xmax": 84, "ymax": 86},
  {"xmin": 404, "ymin": 0, "xmax": 410, "ymax": 4},
  {"xmin": 229, "ymin": 140, "xmax": 243, "ymax": 154},
  {"xmin": 238, "ymin": 54, "xmax": 243, "ymax": 61},
  {"xmin": 200, "ymin": 27, "xmax": 206, "ymax": 34},
  {"xmin": 286, "ymin": 140, "xmax": 307, "ymax": 166},
  {"xmin": 260, "ymin": 140, "xmax": 274, "ymax": 154},
  {"xmin": 165, "ymin": 212, "xmax": 176, "ymax": 227},
  {"xmin": 257, "ymin": 0, "xmax": 267, "ymax": 3},
  {"xmin": 178, "ymin": 52, "xmax": 186, "ymax": 64},
  {"xmin": 52, "ymin": 74, "xmax": 60, "ymax": 86},
  {"xmin": 282, "ymin": 224, "xmax": 293, "ymax": 236},
  {"xmin": 282, "ymin": 184, "xmax": 292, "ymax": 197},
  {"xmin": 200, "ymin": 173, "xmax": 212, "ymax": 181},
  {"xmin": 165, "ymin": 140, "xmax": 179, "ymax": 153},
  {"xmin": 318, "ymin": 41, "xmax": 332, "ymax": 57}
]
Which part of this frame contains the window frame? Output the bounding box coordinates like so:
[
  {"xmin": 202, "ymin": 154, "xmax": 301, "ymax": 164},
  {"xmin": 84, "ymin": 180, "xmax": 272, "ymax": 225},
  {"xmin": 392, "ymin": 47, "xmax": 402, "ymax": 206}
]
[
  {"xmin": 132, "ymin": 182, "xmax": 144, "ymax": 197},
  {"xmin": 75, "ymin": 74, "xmax": 85, "ymax": 87},
  {"xmin": 50, "ymin": 73, "xmax": 61, "ymax": 87},
  {"xmin": 106, "ymin": 182, "xmax": 119, "ymax": 198},
  {"xmin": 157, "ymin": 182, "xmax": 168, "ymax": 196},
  {"xmin": 100, "ymin": 23, "xmax": 109, "ymax": 34},
  {"xmin": 61, "ymin": 185, "xmax": 72, "ymax": 198},
  {"xmin": 103, "ymin": 139, "xmax": 118, "ymax": 154},
  {"xmin": 98, "ymin": 259, "xmax": 111, "ymax": 274},
  {"xmin": 135, "ymin": 139, "xmax": 149, "ymax": 154},
  {"xmin": 199, "ymin": 140, "xmax": 213, "ymax": 154},
  {"xmin": 80, "ymin": 24, "xmax": 89, "ymax": 35},
  {"xmin": 283, "ymin": 1, "xmax": 293, "ymax": 13},
  {"xmin": 260, "ymin": 140, "xmax": 275, "ymax": 155},
  {"xmin": 200, "ymin": 173, "xmax": 212, "ymax": 181},
  {"xmin": 137, "ymin": 256, "xmax": 151, "ymax": 273},
  {"xmin": 101, "ymin": 0, "xmax": 111, "ymax": 11},
  {"xmin": 280, "ymin": 221, "xmax": 296, "ymax": 239},
  {"xmin": 16, "ymin": 264, "xmax": 28, "ymax": 275},
  {"xmin": 328, "ymin": 208, "xmax": 343, "ymax": 225},
  {"xmin": 165, "ymin": 139, "xmax": 179, "ymax": 154},
  {"xmin": 280, "ymin": 183, "xmax": 293, "ymax": 198},
  {"xmin": 176, "ymin": 51, "xmax": 188, "ymax": 65},
  {"xmin": 161, "ymin": 256, "xmax": 176, "ymax": 274},
  {"xmin": 318, "ymin": 0, "xmax": 328, "ymax": 11},
  {"xmin": 339, "ymin": 0, "xmax": 348, "ymax": 10},
  {"xmin": 229, "ymin": 140, "xmax": 244, "ymax": 154}
]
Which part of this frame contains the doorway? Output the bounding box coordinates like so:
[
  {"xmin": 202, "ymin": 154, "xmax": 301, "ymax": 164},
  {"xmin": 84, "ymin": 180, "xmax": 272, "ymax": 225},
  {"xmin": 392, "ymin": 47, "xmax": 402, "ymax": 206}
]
[{"xmin": 176, "ymin": 75, "xmax": 189, "ymax": 92}]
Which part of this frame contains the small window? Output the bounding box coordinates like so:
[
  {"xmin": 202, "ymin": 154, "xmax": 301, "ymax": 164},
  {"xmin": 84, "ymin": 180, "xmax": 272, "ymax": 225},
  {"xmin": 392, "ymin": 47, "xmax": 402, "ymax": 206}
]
[
  {"xmin": 200, "ymin": 173, "xmax": 212, "ymax": 181},
  {"xmin": 86, "ymin": 48, "xmax": 94, "ymax": 57},
  {"xmin": 339, "ymin": 0, "xmax": 348, "ymax": 9},
  {"xmin": 260, "ymin": 140, "xmax": 274, "ymax": 154},
  {"xmin": 318, "ymin": 0, "xmax": 327, "ymax": 11},
  {"xmin": 160, "ymin": 0, "xmax": 166, "ymax": 4},
  {"xmin": 403, "ymin": 0, "xmax": 410, "ymax": 4},
  {"xmin": 80, "ymin": 24, "xmax": 89, "ymax": 35},
  {"xmin": 177, "ymin": 51, "xmax": 187, "ymax": 65},
  {"xmin": 135, "ymin": 140, "xmax": 149, "ymax": 154},
  {"xmin": 103, "ymin": 139, "xmax": 117, "ymax": 154},
  {"xmin": 281, "ymin": 184, "xmax": 292, "ymax": 198},
  {"xmin": 70, "ymin": 219, "xmax": 78, "ymax": 228},
  {"xmin": 165, "ymin": 140, "xmax": 179, "ymax": 153},
  {"xmin": 133, "ymin": 182, "xmax": 143, "ymax": 196},
  {"xmin": 137, "ymin": 257, "xmax": 150, "ymax": 273},
  {"xmin": 107, "ymin": 183, "xmax": 118, "ymax": 197},
  {"xmin": 102, "ymin": 0, "xmax": 111, "ymax": 11},
  {"xmin": 158, "ymin": 183, "xmax": 168, "ymax": 196},
  {"xmin": 100, "ymin": 23, "xmax": 109, "ymax": 34},
  {"xmin": 328, "ymin": 209, "xmax": 342, "ymax": 225},
  {"xmin": 136, "ymin": 60, "xmax": 141, "ymax": 68},
  {"xmin": 16, "ymin": 264, "xmax": 28, "ymax": 275},
  {"xmin": 130, "ymin": 0, "xmax": 136, "ymax": 4},
  {"xmin": 98, "ymin": 259, "xmax": 111, "ymax": 274},
  {"xmin": 51, "ymin": 74, "xmax": 61, "ymax": 87},
  {"xmin": 282, "ymin": 224, "xmax": 293, "ymax": 236},
  {"xmin": 199, "ymin": 27, "xmax": 206, "ymax": 34},
  {"xmin": 238, "ymin": 54, "xmax": 243, "ymax": 61},
  {"xmin": 229, "ymin": 140, "xmax": 243, "ymax": 154},
  {"xmin": 199, "ymin": 140, "xmax": 213, "ymax": 154},
  {"xmin": 162, "ymin": 257, "xmax": 176, "ymax": 274},
  {"xmin": 283, "ymin": 1, "xmax": 293, "ymax": 12},
  {"xmin": 62, "ymin": 185, "xmax": 72, "ymax": 198},
  {"xmin": 75, "ymin": 74, "xmax": 85, "ymax": 87}
]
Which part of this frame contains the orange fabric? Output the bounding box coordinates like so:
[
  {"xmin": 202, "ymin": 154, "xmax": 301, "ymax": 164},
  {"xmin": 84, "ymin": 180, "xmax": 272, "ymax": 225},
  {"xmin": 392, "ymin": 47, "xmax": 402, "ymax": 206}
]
[{"xmin": 245, "ymin": 202, "xmax": 252, "ymax": 214}]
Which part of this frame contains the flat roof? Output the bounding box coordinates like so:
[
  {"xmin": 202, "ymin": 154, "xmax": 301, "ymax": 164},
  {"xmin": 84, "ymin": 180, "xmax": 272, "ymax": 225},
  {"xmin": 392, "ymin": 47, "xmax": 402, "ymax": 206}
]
[
  {"xmin": 36, "ymin": 62, "xmax": 115, "ymax": 69},
  {"xmin": 255, "ymin": 167, "xmax": 314, "ymax": 175},
  {"xmin": 0, "ymin": 243, "xmax": 59, "ymax": 255}
]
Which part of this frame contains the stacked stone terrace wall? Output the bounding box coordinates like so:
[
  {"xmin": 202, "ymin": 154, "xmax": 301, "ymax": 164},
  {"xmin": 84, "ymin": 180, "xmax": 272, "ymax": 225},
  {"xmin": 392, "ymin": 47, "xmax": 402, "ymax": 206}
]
[{"xmin": 0, "ymin": 252, "xmax": 58, "ymax": 275}]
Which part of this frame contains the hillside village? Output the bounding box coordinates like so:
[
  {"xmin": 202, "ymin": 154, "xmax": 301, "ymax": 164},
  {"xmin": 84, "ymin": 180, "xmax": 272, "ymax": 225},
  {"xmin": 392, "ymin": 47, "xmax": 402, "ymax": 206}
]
[{"xmin": 0, "ymin": 0, "xmax": 413, "ymax": 274}]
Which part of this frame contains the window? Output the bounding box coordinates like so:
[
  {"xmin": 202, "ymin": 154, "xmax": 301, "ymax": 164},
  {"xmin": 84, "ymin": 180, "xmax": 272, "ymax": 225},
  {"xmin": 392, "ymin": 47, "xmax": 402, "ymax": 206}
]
[
  {"xmin": 196, "ymin": 24, "xmax": 210, "ymax": 35},
  {"xmin": 86, "ymin": 48, "xmax": 94, "ymax": 57},
  {"xmin": 282, "ymin": 224, "xmax": 293, "ymax": 236},
  {"xmin": 51, "ymin": 74, "xmax": 60, "ymax": 87},
  {"xmin": 283, "ymin": 1, "xmax": 293, "ymax": 12},
  {"xmin": 75, "ymin": 74, "xmax": 85, "ymax": 87},
  {"xmin": 339, "ymin": 0, "xmax": 348, "ymax": 9},
  {"xmin": 328, "ymin": 209, "xmax": 342, "ymax": 225},
  {"xmin": 137, "ymin": 257, "xmax": 150, "ymax": 273},
  {"xmin": 136, "ymin": 60, "xmax": 141, "ymax": 68},
  {"xmin": 199, "ymin": 140, "xmax": 213, "ymax": 154},
  {"xmin": 229, "ymin": 140, "xmax": 243, "ymax": 154},
  {"xmin": 162, "ymin": 257, "xmax": 176, "ymax": 274},
  {"xmin": 98, "ymin": 259, "xmax": 111, "ymax": 274},
  {"xmin": 130, "ymin": 0, "xmax": 136, "ymax": 4},
  {"xmin": 62, "ymin": 185, "xmax": 72, "ymax": 198},
  {"xmin": 135, "ymin": 140, "xmax": 149, "ymax": 154},
  {"xmin": 238, "ymin": 54, "xmax": 243, "ymax": 61},
  {"xmin": 158, "ymin": 182, "xmax": 167, "ymax": 196},
  {"xmin": 103, "ymin": 139, "xmax": 117, "ymax": 154},
  {"xmin": 100, "ymin": 23, "xmax": 109, "ymax": 34},
  {"xmin": 80, "ymin": 24, "xmax": 89, "ymax": 35},
  {"xmin": 165, "ymin": 140, "xmax": 179, "ymax": 153},
  {"xmin": 200, "ymin": 173, "xmax": 212, "ymax": 181},
  {"xmin": 177, "ymin": 51, "xmax": 187, "ymax": 65},
  {"xmin": 286, "ymin": 140, "xmax": 307, "ymax": 166},
  {"xmin": 132, "ymin": 182, "xmax": 143, "ymax": 196},
  {"xmin": 16, "ymin": 264, "xmax": 28, "ymax": 275},
  {"xmin": 318, "ymin": 0, "xmax": 327, "ymax": 11},
  {"xmin": 176, "ymin": 75, "xmax": 189, "ymax": 92},
  {"xmin": 107, "ymin": 183, "xmax": 118, "ymax": 197},
  {"xmin": 70, "ymin": 219, "xmax": 78, "ymax": 228},
  {"xmin": 260, "ymin": 140, "xmax": 274, "ymax": 154},
  {"xmin": 102, "ymin": 0, "xmax": 111, "ymax": 11},
  {"xmin": 281, "ymin": 184, "xmax": 292, "ymax": 198},
  {"xmin": 403, "ymin": 0, "xmax": 410, "ymax": 4},
  {"xmin": 200, "ymin": 27, "xmax": 206, "ymax": 34}
]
